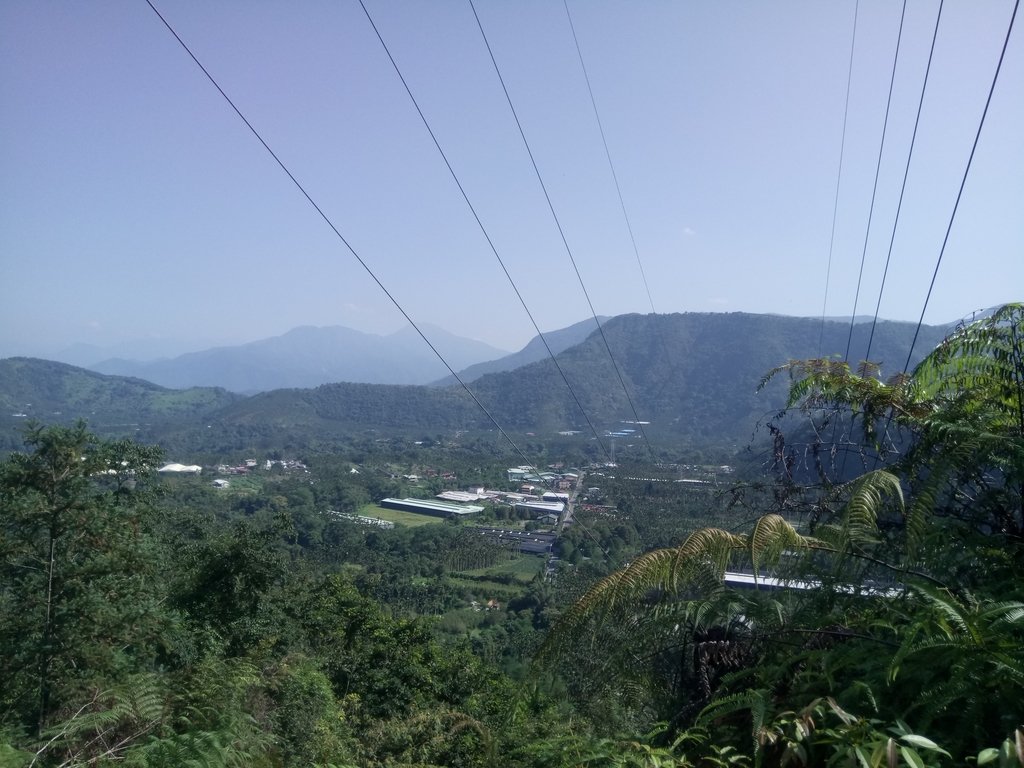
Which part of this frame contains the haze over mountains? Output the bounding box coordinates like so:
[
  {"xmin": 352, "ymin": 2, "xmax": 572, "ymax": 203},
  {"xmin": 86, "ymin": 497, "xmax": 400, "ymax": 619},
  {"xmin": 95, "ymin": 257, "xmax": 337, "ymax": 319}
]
[
  {"xmin": 1, "ymin": 311, "xmax": 952, "ymax": 455},
  {"xmin": 6, "ymin": 311, "xmax": 961, "ymax": 397},
  {"xmin": 60, "ymin": 318, "xmax": 604, "ymax": 394},
  {"xmin": 89, "ymin": 324, "xmax": 510, "ymax": 392}
]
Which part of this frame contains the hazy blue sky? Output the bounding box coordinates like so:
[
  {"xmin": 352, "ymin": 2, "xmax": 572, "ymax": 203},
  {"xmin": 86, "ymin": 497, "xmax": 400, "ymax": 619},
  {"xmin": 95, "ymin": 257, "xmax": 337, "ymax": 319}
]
[{"xmin": 2, "ymin": 0, "xmax": 1021, "ymax": 359}]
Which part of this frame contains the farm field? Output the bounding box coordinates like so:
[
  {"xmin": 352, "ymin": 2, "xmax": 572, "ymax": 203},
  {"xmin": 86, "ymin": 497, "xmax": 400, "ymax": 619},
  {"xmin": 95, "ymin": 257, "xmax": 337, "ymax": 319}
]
[{"xmin": 458, "ymin": 555, "xmax": 545, "ymax": 583}]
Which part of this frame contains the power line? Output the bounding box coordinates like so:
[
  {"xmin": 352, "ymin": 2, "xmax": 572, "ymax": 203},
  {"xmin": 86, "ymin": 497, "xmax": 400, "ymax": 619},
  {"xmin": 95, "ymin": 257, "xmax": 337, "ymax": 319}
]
[
  {"xmin": 142, "ymin": 0, "xmax": 537, "ymax": 469},
  {"xmin": 562, "ymin": 0, "xmax": 656, "ymax": 316},
  {"xmin": 467, "ymin": 0, "xmax": 656, "ymax": 460},
  {"xmin": 863, "ymin": 0, "xmax": 945, "ymax": 364},
  {"xmin": 903, "ymin": 0, "xmax": 1020, "ymax": 374},
  {"xmin": 818, "ymin": 0, "xmax": 861, "ymax": 357},
  {"xmin": 843, "ymin": 0, "xmax": 908, "ymax": 363},
  {"xmin": 147, "ymin": 0, "xmax": 637, "ymax": 567},
  {"xmin": 819, "ymin": 0, "xmax": 861, "ymax": 469},
  {"xmin": 864, "ymin": 0, "xmax": 1018, "ymax": 472},
  {"xmin": 838, "ymin": 0, "xmax": 909, "ymax": 486},
  {"xmin": 562, "ymin": 1, "xmax": 689, "ymax": 487},
  {"xmin": 354, "ymin": 0, "xmax": 613, "ymax": 466}
]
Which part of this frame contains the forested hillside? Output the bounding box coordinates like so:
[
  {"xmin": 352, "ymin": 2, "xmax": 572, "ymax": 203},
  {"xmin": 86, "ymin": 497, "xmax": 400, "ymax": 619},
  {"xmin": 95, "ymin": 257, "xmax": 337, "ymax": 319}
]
[
  {"xmin": 0, "ymin": 358, "xmax": 239, "ymax": 450},
  {"xmin": 469, "ymin": 312, "xmax": 950, "ymax": 438},
  {"xmin": 191, "ymin": 313, "xmax": 952, "ymax": 452},
  {"xmin": 430, "ymin": 317, "xmax": 608, "ymax": 387},
  {"xmin": 1, "ymin": 313, "xmax": 951, "ymax": 457}
]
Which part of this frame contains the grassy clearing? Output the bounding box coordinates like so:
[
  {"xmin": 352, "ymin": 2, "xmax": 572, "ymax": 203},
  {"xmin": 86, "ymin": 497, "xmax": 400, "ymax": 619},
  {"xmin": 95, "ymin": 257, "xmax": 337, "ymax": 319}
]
[
  {"xmin": 446, "ymin": 577, "xmax": 525, "ymax": 598},
  {"xmin": 357, "ymin": 503, "xmax": 443, "ymax": 527},
  {"xmin": 459, "ymin": 555, "xmax": 545, "ymax": 583},
  {"xmin": 214, "ymin": 475, "xmax": 263, "ymax": 495}
]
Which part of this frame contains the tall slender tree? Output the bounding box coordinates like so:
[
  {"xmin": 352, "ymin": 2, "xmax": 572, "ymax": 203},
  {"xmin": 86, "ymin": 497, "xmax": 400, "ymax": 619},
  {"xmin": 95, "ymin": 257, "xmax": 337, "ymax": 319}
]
[{"xmin": 0, "ymin": 422, "xmax": 165, "ymax": 734}]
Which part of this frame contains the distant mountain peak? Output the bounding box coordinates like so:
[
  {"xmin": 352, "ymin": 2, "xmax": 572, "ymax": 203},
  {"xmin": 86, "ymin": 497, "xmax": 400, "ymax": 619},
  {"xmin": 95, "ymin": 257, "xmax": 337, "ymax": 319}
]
[{"xmin": 87, "ymin": 323, "xmax": 510, "ymax": 393}]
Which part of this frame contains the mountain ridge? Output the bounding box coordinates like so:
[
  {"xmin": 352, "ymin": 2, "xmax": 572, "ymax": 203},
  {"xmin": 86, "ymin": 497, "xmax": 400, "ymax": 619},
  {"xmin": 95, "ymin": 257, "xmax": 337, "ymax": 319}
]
[
  {"xmin": 2, "ymin": 311, "xmax": 954, "ymax": 455},
  {"xmin": 90, "ymin": 324, "xmax": 509, "ymax": 393},
  {"xmin": 0, "ymin": 357, "xmax": 240, "ymax": 450},
  {"xmin": 429, "ymin": 316, "xmax": 608, "ymax": 386}
]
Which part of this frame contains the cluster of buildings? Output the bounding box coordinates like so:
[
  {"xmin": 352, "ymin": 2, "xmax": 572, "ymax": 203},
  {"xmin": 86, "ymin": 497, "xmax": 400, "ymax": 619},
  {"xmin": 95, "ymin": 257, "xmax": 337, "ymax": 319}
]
[
  {"xmin": 212, "ymin": 459, "xmax": 257, "ymax": 475},
  {"xmin": 506, "ymin": 465, "xmax": 580, "ymax": 491},
  {"xmin": 156, "ymin": 456, "xmax": 309, "ymax": 489},
  {"xmin": 264, "ymin": 458, "xmax": 308, "ymax": 472},
  {"xmin": 400, "ymin": 467, "xmax": 458, "ymax": 483},
  {"xmin": 471, "ymin": 527, "xmax": 557, "ymax": 555},
  {"xmin": 207, "ymin": 457, "xmax": 309, "ymax": 476},
  {"xmin": 372, "ymin": 464, "xmax": 583, "ymax": 526}
]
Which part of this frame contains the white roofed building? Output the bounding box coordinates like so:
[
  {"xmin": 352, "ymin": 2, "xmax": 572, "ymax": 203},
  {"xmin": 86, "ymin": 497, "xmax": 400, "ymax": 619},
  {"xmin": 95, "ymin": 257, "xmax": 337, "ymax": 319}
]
[{"xmin": 158, "ymin": 463, "xmax": 202, "ymax": 474}]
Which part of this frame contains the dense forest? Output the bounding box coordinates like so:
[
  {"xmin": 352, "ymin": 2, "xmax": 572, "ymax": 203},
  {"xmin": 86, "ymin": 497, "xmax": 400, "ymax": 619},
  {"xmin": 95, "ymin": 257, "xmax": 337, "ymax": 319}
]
[{"xmin": 1, "ymin": 305, "xmax": 1021, "ymax": 766}]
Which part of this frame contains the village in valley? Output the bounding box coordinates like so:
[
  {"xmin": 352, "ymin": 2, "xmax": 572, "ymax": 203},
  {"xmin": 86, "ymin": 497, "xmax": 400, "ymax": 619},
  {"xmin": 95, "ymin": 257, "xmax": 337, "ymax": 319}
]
[
  {"xmin": 155, "ymin": 442, "xmax": 735, "ymax": 590},
  {"xmin": 158, "ymin": 452, "xmax": 591, "ymax": 558}
]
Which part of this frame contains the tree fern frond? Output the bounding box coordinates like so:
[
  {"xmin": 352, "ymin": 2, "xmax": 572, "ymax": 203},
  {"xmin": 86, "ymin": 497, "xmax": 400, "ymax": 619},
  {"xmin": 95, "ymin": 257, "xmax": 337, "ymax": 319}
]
[
  {"xmin": 808, "ymin": 522, "xmax": 847, "ymax": 551},
  {"xmin": 542, "ymin": 518, "xmax": 831, "ymax": 665},
  {"xmin": 757, "ymin": 363, "xmax": 793, "ymax": 393},
  {"xmin": 32, "ymin": 674, "xmax": 169, "ymax": 765},
  {"xmin": 976, "ymin": 601, "xmax": 1024, "ymax": 626},
  {"xmin": 539, "ymin": 529, "xmax": 747, "ymax": 661},
  {"xmin": 542, "ymin": 520, "xmax": 839, "ymax": 705},
  {"xmin": 695, "ymin": 688, "xmax": 771, "ymax": 728},
  {"xmin": 127, "ymin": 719, "xmax": 268, "ymax": 768},
  {"xmin": 749, "ymin": 514, "xmax": 822, "ymax": 576},
  {"xmin": 912, "ymin": 584, "xmax": 977, "ymax": 640},
  {"xmin": 838, "ymin": 470, "xmax": 904, "ymax": 548},
  {"xmin": 984, "ymin": 651, "xmax": 1024, "ymax": 688}
]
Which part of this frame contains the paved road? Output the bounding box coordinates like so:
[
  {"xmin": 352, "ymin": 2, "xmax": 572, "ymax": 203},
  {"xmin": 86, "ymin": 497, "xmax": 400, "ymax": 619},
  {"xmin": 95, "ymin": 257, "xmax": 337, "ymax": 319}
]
[{"xmin": 556, "ymin": 472, "xmax": 584, "ymax": 534}]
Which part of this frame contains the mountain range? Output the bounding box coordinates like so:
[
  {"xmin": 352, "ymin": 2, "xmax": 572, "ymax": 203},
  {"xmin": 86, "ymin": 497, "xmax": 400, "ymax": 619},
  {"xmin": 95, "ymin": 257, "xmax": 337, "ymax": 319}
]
[
  {"xmin": 89, "ymin": 324, "xmax": 510, "ymax": 392},
  {"xmin": 1, "ymin": 312, "xmax": 953, "ymax": 455}
]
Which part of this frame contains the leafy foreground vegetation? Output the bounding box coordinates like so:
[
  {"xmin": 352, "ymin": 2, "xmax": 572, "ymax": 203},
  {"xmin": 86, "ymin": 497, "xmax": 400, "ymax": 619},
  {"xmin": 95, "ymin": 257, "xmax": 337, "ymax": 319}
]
[
  {"xmin": 1, "ymin": 305, "xmax": 1022, "ymax": 766},
  {"xmin": 543, "ymin": 304, "xmax": 1024, "ymax": 765}
]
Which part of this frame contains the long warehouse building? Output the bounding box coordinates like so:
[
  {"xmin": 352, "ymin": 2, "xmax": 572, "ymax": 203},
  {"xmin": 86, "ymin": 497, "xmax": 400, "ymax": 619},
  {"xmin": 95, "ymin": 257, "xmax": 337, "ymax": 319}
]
[{"xmin": 379, "ymin": 497, "xmax": 484, "ymax": 518}]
